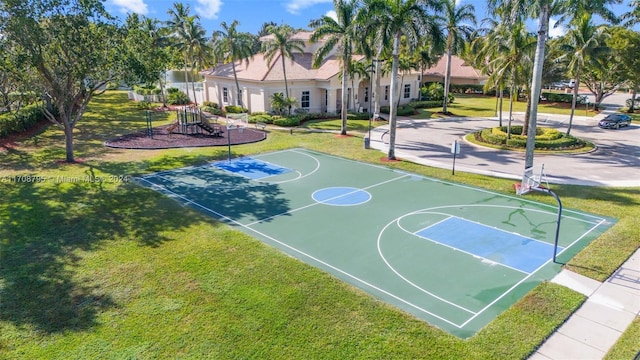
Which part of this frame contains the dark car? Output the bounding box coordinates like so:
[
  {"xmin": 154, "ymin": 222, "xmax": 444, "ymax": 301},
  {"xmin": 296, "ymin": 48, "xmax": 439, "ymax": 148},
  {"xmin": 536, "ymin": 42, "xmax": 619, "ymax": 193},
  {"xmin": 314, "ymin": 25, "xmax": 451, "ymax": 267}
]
[{"xmin": 598, "ymin": 114, "xmax": 632, "ymax": 129}]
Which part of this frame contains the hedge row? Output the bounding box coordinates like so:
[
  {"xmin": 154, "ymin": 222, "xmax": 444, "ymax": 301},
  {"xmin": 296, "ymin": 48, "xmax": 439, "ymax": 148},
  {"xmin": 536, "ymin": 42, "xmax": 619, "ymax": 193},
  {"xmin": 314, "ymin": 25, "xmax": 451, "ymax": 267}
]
[
  {"xmin": 407, "ymin": 100, "xmax": 443, "ymax": 109},
  {"xmin": 541, "ymin": 92, "xmax": 588, "ymax": 104},
  {"xmin": 477, "ymin": 126, "xmax": 585, "ymax": 150},
  {"xmin": 0, "ymin": 103, "xmax": 46, "ymax": 137},
  {"xmin": 379, "ymin": 105, "xmax": 416, "ymax": 116},
  {"xmin": 246, "ymin": 111, "xmax": 371, "ymax": 127}
]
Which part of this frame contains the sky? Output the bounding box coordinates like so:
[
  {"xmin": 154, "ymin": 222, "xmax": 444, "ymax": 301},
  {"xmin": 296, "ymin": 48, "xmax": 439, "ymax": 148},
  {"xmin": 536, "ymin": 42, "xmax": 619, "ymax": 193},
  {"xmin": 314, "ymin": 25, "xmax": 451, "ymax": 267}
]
[{"xmin": 104, "ymin": 0, "xmax": 637, "ymax": 37}]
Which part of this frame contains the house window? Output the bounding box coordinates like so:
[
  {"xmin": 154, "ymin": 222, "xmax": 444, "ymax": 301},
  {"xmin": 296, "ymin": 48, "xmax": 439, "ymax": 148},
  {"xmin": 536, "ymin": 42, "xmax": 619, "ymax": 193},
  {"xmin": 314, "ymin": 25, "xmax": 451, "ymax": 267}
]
[
  {"xmin": 404, "ymin": 84, "xmax": 411, "ymax": 99},
  {"xmin": 301, "ymin": 91, "xmax": 310, "ymax": 108},
  {"xmin": 384, "ymin": 86, "xmax": 389, "ymax": 100},
  {"xmin": 223, "ymin": 87, "xmax": 228, "ymax": 103},
  {"xmin": 364, "ymin": 87, "xmax": 369, "ymax": 102}
]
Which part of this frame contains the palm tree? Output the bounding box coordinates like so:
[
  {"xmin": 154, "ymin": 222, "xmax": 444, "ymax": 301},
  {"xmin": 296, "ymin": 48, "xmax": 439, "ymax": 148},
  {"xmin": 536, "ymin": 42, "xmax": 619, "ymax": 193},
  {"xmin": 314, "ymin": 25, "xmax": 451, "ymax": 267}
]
[
  {"xmin": 178, "ymin": 16, "xmax": 212, "ymax": 106},
  {"xmin": 212, "ymin": 20, "xmax": 254, "ymax": 108},
  {"xmin": 359, "ymin": 0, "xmax": 443, "ymax": 160},
  {"xmin": 261, "ymin": 24, "xmax": 305, "ymax": 109},
  {"xmin": 560, "ymin": 13, "xmax": 608, "ymax": 135},
  {"xmin": 488, "ymin": 0, "xmax": 619, "ymax": 170},
  {"xmin": 309, "ymin": 0, "xmax": 360, "ymax": 136},
  {"xmin": 440, "ymin": 0, "xmax": 476, "ymax": 114},
  {"xmin": 166, "ymin": 2, "xmax": 197, "ymax": 102},
  {"xmin": 622, "ymin": 0, "xmax": 640, "ymax": 26},
  {"xmin": 484, "ymin": 21, "xmax": 536, "ymax": 138}
]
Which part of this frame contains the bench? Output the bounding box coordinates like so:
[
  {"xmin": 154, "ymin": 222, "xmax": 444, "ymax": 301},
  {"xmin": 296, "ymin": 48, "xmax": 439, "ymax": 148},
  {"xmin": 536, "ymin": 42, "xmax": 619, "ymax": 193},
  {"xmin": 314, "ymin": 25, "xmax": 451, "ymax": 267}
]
[{"xmin": 255, "ymin": 122, "xmax": 267, "ymax": 130}]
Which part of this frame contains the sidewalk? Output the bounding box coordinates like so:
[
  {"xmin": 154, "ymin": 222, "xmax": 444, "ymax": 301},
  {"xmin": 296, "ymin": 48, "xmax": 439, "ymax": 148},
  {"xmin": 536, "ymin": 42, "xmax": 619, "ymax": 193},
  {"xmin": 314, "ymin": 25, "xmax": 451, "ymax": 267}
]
[
  {"xmin": 368, "ymin": 110, "xmax": 639, "ymax": 359},
  {"xmin": 530, "ymin": 249, "xmax": 640, "ymax": 360}
]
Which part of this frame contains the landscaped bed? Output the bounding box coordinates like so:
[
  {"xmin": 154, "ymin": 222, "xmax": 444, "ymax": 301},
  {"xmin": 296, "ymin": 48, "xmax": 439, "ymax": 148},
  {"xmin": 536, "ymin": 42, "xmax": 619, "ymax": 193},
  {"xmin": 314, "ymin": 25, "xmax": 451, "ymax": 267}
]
[{"xmin": 104, "ymin": 124, "xmax": 266, "ymax": 149}]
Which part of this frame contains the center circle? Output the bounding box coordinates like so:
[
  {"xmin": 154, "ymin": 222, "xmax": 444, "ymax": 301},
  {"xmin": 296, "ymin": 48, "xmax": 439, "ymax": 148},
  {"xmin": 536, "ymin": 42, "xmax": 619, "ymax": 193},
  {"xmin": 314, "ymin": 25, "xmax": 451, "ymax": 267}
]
[{"xmin": 312, "ymin": 187, "xmax": 371, "ymax": 206}]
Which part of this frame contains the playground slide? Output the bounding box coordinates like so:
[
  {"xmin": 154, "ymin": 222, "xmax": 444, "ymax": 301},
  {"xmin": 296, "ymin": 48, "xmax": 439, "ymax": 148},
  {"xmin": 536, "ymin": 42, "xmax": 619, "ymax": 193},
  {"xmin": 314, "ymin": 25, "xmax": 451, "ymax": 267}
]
[{"xmin": 196, "ymin": 121, "xmax": 222, "ymax": 136}]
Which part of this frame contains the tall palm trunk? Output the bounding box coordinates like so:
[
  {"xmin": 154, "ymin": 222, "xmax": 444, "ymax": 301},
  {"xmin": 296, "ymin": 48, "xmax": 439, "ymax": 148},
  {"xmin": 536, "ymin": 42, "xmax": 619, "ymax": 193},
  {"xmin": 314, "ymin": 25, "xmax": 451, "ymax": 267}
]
[
  {"xmin": 372, "ymin": 48, "xmax": 383, "ymax": 118},
  {"xmin": 524, "ymin": 3, "xmax": 549, "ymax": 170},
  {"xmin": 281, "ymin": 54, "xmax": 290, "ymax": 99},
  {"xmin": 442, "ymin": 48, "xmax": 453, "ymax": 113},
  {"xmin": 567, "ymin": 69, "xmax": 581, "ymax": 135},
  {"xmin": 183, "ymin": 54, "xmax": 191, "ymax": 103},
  {"xmin": 190, "ymin": 63, "xmax": 198, "ymax": 106},
  {"xmin": 387, "ymin": 33, "xmax": 401, "ymax": 160},
  {"xmin": 340, "ymin": 62, "xmax": 348, "ymax": 135},
  {"xmin": 281, "ymin": 54, "xmax": 292, "ymax": 115},
  {"xmin": 499, "ymin": 86, "xmax": 504, "ymax": 127},
  {"xmin": 507, "ymin": 73, "xmax": 516, "ymax": 139},
  {"xmin": 231, "ymin": 61, "xmax": 243, "ymax": 108}
]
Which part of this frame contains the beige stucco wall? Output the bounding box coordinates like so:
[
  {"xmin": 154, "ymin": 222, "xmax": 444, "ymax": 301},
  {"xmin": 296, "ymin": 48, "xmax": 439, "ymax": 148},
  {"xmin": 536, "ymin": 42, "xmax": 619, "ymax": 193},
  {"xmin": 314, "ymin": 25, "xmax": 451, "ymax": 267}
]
[{"xmin": 203, "ymin": 71, "xmax": 473, "ymax": 114}]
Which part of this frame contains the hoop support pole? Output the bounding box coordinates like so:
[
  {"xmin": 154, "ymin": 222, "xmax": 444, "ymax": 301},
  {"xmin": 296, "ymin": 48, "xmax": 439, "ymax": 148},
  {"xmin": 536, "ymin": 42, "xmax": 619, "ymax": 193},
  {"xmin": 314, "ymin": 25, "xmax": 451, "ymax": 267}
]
[{"xmin": 532, "ymin": 186, "xmax": 563, "ymax": 263}]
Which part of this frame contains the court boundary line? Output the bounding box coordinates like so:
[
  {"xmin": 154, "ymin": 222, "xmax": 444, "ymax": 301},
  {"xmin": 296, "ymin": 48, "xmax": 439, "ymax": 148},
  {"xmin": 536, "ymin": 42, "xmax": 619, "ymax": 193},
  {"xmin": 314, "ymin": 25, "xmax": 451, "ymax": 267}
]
[
  {"xmin": 135, "ymin": 174, "xmax": 463, "ymax": 328},
  {"xmin": 253, "ymin": 150, "xmax": 321, "ymax": 184},
  {"xmin": 311, "ymin": 187, "xmax": 372, "ymax": 206},
  {"xmin": 416, "ymin": 214, "xmax": 564, "ymax": 252},
  {"xmin": 403, "ymin": 215, "xmax": 531, "ymax": 275},
  {"xmin": 378, "ymin": 204, "xmax": 609, "ymax": 327},
  {"xmin": 297, "ymin": 148, "xmax": 609, "ymax": 224},
  {"xmin": 244, "ymin": 174, "xmax": 409, "ymax": 227},
  {"xmin": 378, "ymin": 216, "xmax": 479, "ymax": 316},
  {"xmin": 136, "ymin": 148, "xmax": 614, "ymax": 331}
]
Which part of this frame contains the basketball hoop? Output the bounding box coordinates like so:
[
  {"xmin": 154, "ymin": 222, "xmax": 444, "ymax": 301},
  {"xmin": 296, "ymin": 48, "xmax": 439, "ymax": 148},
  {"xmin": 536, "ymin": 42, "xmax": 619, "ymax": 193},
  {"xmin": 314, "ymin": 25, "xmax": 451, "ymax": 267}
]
[{"xmin": 515, "ymin": 164, "xmax": 549, "ymax": 195}]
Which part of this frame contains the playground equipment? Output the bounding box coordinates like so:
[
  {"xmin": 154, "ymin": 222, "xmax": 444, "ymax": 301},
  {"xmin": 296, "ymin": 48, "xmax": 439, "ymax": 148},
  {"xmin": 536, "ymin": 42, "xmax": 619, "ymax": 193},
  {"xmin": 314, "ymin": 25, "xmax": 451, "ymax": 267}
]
[{"xmin": 172, "ymin": 106, "xmax": 224, "ymax": 137}]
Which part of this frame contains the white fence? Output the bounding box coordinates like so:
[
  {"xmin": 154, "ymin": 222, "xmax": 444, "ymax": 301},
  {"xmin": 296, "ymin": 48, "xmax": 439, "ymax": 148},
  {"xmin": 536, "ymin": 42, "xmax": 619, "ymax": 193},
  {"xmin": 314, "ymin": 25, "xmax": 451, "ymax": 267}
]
[{"xmin": 127, "ymin": 81, "xmax": 204, "ymax": 105}]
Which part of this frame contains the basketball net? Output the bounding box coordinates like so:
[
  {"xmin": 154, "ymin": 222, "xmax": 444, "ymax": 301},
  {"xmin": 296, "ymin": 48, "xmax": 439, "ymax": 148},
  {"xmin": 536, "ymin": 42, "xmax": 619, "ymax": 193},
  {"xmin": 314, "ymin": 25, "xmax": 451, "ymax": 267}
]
[{"xmin": 515, "ymin": 164, "xmax": 548, "ymax": 195}]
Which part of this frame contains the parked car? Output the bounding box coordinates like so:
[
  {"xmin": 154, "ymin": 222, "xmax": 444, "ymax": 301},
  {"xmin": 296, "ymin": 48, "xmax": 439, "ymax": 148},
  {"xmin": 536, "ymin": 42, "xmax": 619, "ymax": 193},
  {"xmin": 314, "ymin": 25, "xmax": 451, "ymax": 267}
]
[{"xmin": 598, "ymin": 113, "xmax": 632, "ymax": 129}]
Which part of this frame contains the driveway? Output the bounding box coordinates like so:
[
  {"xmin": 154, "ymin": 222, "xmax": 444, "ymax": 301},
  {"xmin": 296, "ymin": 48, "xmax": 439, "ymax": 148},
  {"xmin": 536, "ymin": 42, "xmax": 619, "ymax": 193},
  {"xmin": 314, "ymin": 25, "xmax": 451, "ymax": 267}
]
[{"xmin": 369, "ymin": 109, "xmax": 640, "ymax": 187}]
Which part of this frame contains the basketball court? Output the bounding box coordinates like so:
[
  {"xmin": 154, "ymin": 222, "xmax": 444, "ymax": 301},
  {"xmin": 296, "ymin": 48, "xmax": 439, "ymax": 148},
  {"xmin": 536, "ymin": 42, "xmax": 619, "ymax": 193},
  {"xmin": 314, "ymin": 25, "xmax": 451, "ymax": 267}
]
[{"xmin": 136, "ymin": 148, "xmax": 615, "ymax": 338}]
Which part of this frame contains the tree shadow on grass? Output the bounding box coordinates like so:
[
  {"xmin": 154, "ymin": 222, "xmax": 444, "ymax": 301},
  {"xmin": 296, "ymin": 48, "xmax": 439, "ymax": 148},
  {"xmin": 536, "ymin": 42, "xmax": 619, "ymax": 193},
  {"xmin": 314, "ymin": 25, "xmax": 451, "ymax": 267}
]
[{"xmin": 0, "ymin": 168, "xmax": 231, "ymax": 334}]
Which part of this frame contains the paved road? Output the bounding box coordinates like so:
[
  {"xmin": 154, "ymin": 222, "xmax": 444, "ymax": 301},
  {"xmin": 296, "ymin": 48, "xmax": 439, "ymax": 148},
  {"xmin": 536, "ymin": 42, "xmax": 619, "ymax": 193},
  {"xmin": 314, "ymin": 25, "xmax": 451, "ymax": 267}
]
[{"xmin": 369, "ymin": 109, "xmax": 639, "ymax": 187}]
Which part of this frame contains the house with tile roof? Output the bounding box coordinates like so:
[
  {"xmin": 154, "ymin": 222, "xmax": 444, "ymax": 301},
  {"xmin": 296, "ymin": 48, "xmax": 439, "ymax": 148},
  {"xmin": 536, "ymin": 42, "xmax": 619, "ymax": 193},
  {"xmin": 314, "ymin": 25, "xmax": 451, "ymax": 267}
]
[{"xmin": 200, "ymin": 31, "xmax": 486, "ymax": 114}]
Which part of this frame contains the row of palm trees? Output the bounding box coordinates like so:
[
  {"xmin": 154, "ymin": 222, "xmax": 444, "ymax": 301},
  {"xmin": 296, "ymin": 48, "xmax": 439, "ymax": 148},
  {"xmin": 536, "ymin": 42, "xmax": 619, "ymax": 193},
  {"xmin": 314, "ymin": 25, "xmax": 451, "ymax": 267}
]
[{"xmin": 147, "ymin": 0, "xmax": 636, "ymax": 164}]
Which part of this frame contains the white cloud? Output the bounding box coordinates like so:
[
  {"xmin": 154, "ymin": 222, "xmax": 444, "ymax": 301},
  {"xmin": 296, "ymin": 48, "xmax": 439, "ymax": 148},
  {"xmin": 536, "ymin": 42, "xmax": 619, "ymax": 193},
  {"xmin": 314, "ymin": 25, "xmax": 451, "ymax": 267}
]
[
  {"xmin": 548, "ymin": 18, "xmax": 567, "ymax": 38},
  {"xmin": 326, "ymin": 10, "xmax": 337, "ymax": 21},
  {"xmin": 111, "ymin": 0, "xmax": 148, "ymax": 15},
  {"xmin": 286, "ymin": 0, "xmax": 332, "ymax": 15},
  {"xmin": 195, "ymin": 0, "xmax": 223, "ymax": 20}
]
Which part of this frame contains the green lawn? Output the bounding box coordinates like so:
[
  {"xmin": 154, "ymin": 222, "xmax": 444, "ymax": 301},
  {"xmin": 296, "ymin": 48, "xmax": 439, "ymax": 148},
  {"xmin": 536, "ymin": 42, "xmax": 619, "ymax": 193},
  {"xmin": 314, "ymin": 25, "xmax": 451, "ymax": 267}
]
[
  {"xmin": 412, "ymin": 94, "xmax": 600, "ymax": 119},
  {"xmin": 1, "ymin": 91, "xmax": 638, "ymax": 359}
]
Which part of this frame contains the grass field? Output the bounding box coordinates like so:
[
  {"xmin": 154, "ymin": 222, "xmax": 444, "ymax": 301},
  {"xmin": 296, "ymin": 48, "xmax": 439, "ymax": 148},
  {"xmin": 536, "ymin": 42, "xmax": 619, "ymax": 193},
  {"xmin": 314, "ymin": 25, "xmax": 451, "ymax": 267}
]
[{"xmin": 1, "ymin": 91, "xmax": 638, "ymax": 358}]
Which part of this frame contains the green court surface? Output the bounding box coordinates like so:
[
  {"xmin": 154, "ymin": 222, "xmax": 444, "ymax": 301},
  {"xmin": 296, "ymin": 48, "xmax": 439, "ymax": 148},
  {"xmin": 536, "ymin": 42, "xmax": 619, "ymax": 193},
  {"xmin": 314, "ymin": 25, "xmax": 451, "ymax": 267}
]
[{"xmin": 137, "ymin": 148, "xmax": 615, "ymax": 338}]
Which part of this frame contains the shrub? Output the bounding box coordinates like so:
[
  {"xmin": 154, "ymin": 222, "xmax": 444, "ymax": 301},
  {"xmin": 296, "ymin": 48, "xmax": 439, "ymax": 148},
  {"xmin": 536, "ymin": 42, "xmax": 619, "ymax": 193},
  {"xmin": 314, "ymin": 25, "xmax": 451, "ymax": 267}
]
[
  {"xmin": 273, "ymin": 116, "xmax": 300, "ymax": 127},
  {"xmin": 380, "ymin": 105, "xmax": 415, "ymax": 116},
  {"xmin": 134, "ymin": 85, "xmax": 161, "ymax": 96},
  {"xmin": 347, "ymin": 112, "xmax": 370, "ymax": 120},
  {"xmin": 299, "ymin": 112, "xmax": 334, "ymax": 121},
  {"xmin": 224, "ymin": 105, "xmax": 248, "ymax": 114},
  {"xmin": 166, "ymin": 87, "xmax": 181, "ymax": 94},
  {"xmin": 166, "ymin": 90, "xmax": 190, "ymax": 105},
  {"xmin": 408, "ymin": 100, "xmax": 442, "ymax": 109},
  {"xmin": 202, "ymin": 102, "xmax": 223, "ymax": 115},
  {"xmin": 0, "ymin": 103, "xmax": 45, "ymax": 137},
  {"xmin": 541, "ymin": 92, "xmax": 588, "ymax": 104},
  {"xmin": 626, "ymin": 98, "xmax": 640, "ymax": 108},
  {"xmin": 475, "ymin": 126, "xmax": 586, "ymax": 150},
  {"xmin": 136, "ymin": 100, "xmax": 154, "ymax": 110},
  {"xmin": 248, "ymin": 114, "xmax": 274, "ymax": 124}
]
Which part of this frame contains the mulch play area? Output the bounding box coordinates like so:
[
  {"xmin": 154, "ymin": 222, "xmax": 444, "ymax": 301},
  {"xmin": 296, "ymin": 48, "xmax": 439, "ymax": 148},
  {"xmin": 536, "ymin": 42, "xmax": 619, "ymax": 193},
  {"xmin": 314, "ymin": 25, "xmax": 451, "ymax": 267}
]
[{"xmin": 104, "ymin": 124, "xmax": 267, "ymax": 149}]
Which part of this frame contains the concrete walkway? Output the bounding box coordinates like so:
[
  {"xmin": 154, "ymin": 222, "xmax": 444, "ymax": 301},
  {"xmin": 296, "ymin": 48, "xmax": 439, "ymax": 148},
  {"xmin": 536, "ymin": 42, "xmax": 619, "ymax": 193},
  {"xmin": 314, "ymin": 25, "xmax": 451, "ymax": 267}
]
[
  {"xmin": 367, "ymin": 109, "xmax": 639, "ymax": 359},
  {"xmin": 531, "ymin": 249, "xmax": 640, "ymax": 360}
]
